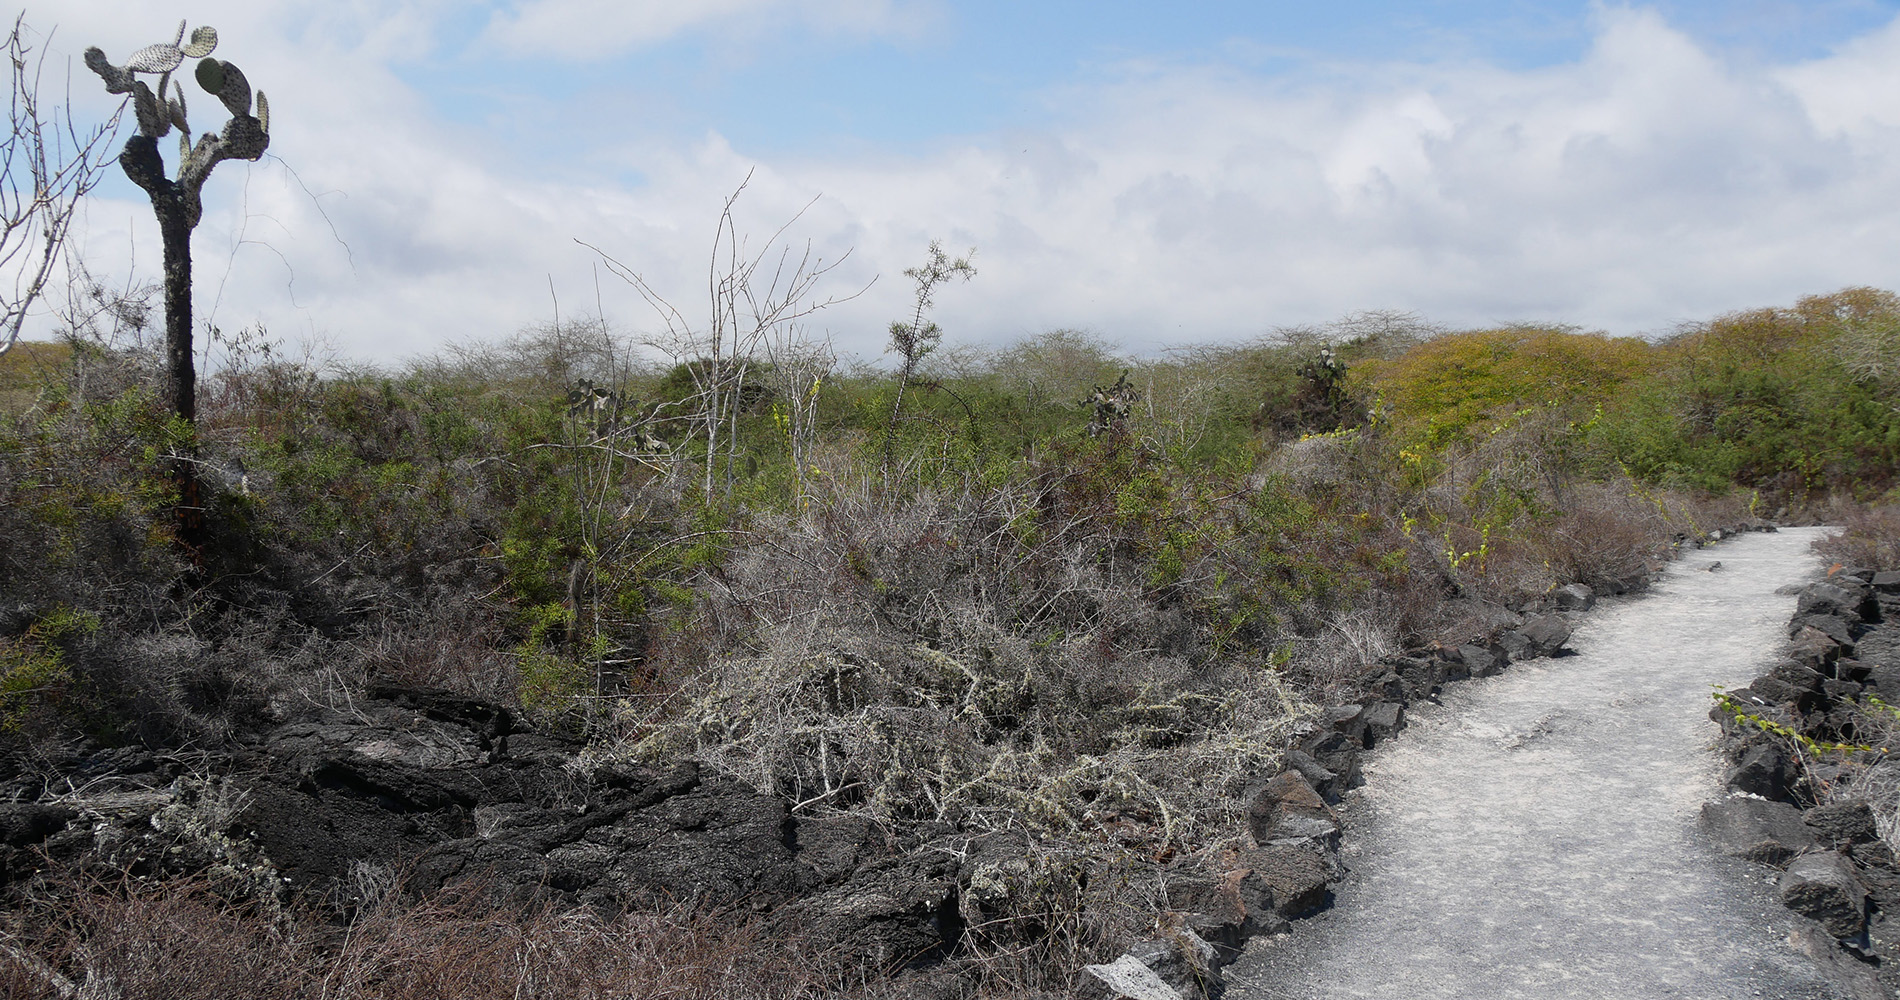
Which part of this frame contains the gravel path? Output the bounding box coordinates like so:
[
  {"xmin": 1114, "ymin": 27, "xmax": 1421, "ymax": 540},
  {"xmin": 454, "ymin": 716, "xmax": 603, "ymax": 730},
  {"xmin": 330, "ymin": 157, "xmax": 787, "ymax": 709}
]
[{"xmin": 1231, "ymin": 526, "xmax": 1853, "ymax": 1000}]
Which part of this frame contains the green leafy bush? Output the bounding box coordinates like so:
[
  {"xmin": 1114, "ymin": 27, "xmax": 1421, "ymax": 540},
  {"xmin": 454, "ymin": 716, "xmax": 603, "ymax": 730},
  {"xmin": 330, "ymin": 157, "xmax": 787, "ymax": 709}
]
[
  {"xmin": 0, "ymin": 609, "xmax": 98, "ymax": 734},
  {"xmin": 1351, "ymin": 326, "xmax": 1652, "ymax": 452},
  {"xmin": 1595, "ymin": 289, "xmax": 1900, "ymax": 499}
]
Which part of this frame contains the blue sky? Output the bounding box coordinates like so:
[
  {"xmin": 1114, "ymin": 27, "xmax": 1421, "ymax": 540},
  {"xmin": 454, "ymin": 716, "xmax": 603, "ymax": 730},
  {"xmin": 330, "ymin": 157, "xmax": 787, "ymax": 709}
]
[
  {"xmin": 415, "ymin": 2, "xmax": 1900, "ymax": 157},
  {"xmin": 28, "ymin": 1, "xmax": 1900, "ymax": 362}
]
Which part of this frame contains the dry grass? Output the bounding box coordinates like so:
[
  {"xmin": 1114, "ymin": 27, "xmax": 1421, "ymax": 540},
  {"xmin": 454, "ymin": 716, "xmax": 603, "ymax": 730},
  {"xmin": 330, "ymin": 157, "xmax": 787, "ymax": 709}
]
[
  {"xmin": 1814, "ymin": 504, "xmax": 1900, "ymax": 570},
  {"xmin": 0, "ymin": 341, "xmax": 72, "ymax": 416},
  {"xmin": 0, "ymin": 867, "xmax": 858, "ymax": 1000}
]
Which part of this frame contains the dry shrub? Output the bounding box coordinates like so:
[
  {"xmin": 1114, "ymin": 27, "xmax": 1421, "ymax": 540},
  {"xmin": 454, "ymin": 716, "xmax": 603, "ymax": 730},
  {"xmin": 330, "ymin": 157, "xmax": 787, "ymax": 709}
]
[
  {"xmin": 1469, "ymin": 481, "xmax": 1749, "ymax": 607},
  {"xmin": 0, "ymin": 345, "xmax": 185, "ymax": 616},
  {"xmin": 352, "ymin": 599, "xmax": 518, "ymax": 703},
  {"xmin": 1258, "ymin": 431, "xmax": 1359, "ymax": 493},
  {"xmin": 1843, "ymin": 755, "xmax": 1900, "ymax": 863},
  {"xmin": 0, "ymin": 867, "xmax": 847, "ymax": 1000},
  {"xmin": 590, "ymin": 472, "xmax": 1314, "ymax": 853},
  {"xmin": 1300, "ymin": 606, "xmax": 1404, "ymax": 685},
  {"xmin": 324, "ymin": 884, "xmax": 833, "ymax": 1000},
  {"xmin": 1814, "ymin": 505, "xmax": 1900, "ymax": 570},
  {"xmin": 1527, "ymin": 482, "xmax": 1673, "ymax": 589}
]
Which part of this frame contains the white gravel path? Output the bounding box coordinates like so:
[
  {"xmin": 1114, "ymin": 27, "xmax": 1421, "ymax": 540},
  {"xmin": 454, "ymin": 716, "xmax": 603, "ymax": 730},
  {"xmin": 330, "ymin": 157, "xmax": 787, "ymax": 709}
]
[{"xmin": 1230, "ymin": 526, "xmax": 1854, "ymax": 1000}]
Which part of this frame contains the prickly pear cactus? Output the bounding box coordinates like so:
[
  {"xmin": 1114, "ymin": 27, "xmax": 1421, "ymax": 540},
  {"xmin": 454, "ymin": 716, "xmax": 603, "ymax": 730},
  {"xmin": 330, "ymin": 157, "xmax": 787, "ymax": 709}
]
[
  {"xmin": 84, "ymin": 20, "xmax": 270, "ymax": 191},
  {"xmin": 124, "ymin": 21, "xmax": 189, "ymax": 73},
  {"xmin": 166, "ymin": 78, "xmax": 189, "ymax": 134},
  {"xmin": 123, "ymin": 22, "xmax": 218, "ymax": 68},
  {"xmin": 129, "ymin": 81, "xmax": 167, "ymax": 138},
  {"xmin": 82, "ymin": 47, "xmax": 135, "ymax": 94},
  {"xmin": 192, "ymin": 58, "xmax": 223, "ymax": 98},
  {"xmin": 85, "ymin": 20, "xmax": 272, "ymax": 230}
]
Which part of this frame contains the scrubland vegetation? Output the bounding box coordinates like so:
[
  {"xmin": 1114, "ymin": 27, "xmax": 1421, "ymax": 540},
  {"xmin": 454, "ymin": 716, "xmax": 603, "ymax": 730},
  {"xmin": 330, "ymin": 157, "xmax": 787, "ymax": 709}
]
[{"xmin": 1, "ymin": 283, "xmax": 1897, "ymax": 995}]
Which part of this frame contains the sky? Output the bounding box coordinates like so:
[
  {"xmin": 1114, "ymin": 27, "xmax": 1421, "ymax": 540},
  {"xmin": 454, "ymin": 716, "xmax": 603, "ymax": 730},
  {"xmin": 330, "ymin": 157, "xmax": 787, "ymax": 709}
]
[{"xmin": 19, "ymin": 1, "xmax": 1900, "ymax": 364}]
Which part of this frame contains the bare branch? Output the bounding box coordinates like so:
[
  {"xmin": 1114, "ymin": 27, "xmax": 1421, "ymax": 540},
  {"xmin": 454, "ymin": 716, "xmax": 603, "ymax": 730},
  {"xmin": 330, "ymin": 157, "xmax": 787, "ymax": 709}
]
[
  {"xmin": 0, "ymin": 16, "xmax": 124, "ymax": 355},
  {"xmin": 580, "ymin": 178, "xmax": 872, "ymax": 501}
]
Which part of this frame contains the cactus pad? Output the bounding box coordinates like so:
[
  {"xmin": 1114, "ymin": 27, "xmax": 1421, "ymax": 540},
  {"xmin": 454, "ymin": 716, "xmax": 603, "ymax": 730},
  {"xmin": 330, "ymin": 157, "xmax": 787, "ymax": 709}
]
[
  {"xmin": 194, "ymin": 58, "xmax": 224, "ymax": 94},
  {"xmin": 196, "ymin": 59, "xmax": 252, "ymax": 118},
  {"xmin": 181, "ymin": 26, "xmax": 218, "ymax": 59},
  {"xmin": 132, "ymin": 82, "xmax": 169, "ymax": 138},
  {"xmin": 83, "ymin": 47, "xmax": 136, "ymax": 94},
  {"xmin": 217, "ymin": 62, "xmax": 252, "ymax": 117},
  {"xmin": 126, "ymin": 21, "xmax": 190, "ymax": 74},
  {"xmin": 126, "ymin": 42, "xmax": 186, "ymax": 74},
  {"xmin": 256, "ymin": 91, "xmax": 269, "ymax": 135},
  {"xmin": 218, "ymin": 115, "xmax": 268, "ymax": 162}
]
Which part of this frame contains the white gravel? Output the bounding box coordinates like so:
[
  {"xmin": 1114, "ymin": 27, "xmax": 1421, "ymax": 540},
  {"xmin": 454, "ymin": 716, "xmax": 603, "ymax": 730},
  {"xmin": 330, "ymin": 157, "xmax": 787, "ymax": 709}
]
[{"xmin": 1230, "ymin": 526, "xmax": 1855, "ymax": 1000}]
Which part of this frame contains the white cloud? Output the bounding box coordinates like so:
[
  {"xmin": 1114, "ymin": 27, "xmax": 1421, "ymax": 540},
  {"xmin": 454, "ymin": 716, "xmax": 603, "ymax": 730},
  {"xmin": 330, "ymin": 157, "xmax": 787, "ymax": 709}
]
[
  {"xmin": 807, "ymin": 4, "xmax": 1900, "ymax": 349},
  {"xmin": 27, "ymin": 4, "xmax": 1900, "ymax": 366},
  {"xmin": 1777, "ymin": 14, "xmax": 1900, "ymax": 133}
]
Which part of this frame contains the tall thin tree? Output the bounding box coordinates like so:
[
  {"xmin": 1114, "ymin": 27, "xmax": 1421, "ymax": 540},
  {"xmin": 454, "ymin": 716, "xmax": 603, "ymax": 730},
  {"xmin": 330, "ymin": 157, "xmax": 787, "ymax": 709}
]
[{"xmin": 883, "ymin": 240, "xmax": 974, "ymax": 475}]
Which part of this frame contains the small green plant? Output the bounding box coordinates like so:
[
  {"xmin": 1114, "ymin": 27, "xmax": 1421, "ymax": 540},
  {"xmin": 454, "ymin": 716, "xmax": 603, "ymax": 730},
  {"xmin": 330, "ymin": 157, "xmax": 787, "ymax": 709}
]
[
  {"xmin": 515, "ymin": 601, "xmax": 593, "ymax": 724},
  {"xmin": 1710, "ymin": 687, "xmax": 1883, "ymax": 757},
  {"xmin": 1443, "ymin": 523, "xmax": 1490, "ymax": 574},
  {"xmin": 0, "ymin": 608, "xmax": 99, "ymax": 732}
]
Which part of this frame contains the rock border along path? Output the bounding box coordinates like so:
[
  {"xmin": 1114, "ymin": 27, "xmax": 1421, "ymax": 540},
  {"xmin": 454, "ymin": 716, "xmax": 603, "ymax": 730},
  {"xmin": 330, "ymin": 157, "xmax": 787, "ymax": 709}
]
[{"xmin": 1230, "ymin": 527, "xmax": 1854, "ymax": 1000}]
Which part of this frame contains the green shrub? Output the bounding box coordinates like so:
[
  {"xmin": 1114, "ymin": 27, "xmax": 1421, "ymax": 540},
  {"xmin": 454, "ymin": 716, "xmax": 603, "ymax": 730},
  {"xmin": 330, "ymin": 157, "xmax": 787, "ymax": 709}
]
[
  {"xmin": 1352, "ymin": 326, "xmax": 1653, "ymax": 452},
  {"xmin": 1595, "ymin": 289, "xmax": 1900, "ymax": 499},
  {"xmin": 0, "ymin": 608, "xmax": 99, "ymax": 733}
]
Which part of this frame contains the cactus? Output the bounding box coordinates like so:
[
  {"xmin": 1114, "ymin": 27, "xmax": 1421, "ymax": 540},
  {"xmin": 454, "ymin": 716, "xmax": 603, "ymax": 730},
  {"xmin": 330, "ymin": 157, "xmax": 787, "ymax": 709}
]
[
  {"xmin": 129, "ymin": 81, "xmax": 166, "ymax": 137},
  {"xmin": 124, "ymin": 20, "xmax": 186, "ymax": 74},
  {"xmin": 192, "ymin": 57, "xmax": 222, "ymax": 97},
  {"xmin": 82, "ymin": 47, "xmax": 135, "ymax": 93},
  {"xmin": 167, "ymin": 77, "xmax": 189, "ymax": 135},
  {"xmin": 86, "ymin": 23, "xmax": 270, "ymax": 178},
  {"xmin": 126, "ymin": 42, "xmax": 183, "ymax": 74},
  {"xmin": 81, "ymin": 21, "xmax": 270, "ymax": 563}
]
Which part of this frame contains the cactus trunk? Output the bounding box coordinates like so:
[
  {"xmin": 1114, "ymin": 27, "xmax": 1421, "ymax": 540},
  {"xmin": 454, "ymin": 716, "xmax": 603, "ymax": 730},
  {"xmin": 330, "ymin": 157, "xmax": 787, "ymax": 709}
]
[{"xmin": 118, "ymin": 134, "xmax": 204, "ymax": 560}]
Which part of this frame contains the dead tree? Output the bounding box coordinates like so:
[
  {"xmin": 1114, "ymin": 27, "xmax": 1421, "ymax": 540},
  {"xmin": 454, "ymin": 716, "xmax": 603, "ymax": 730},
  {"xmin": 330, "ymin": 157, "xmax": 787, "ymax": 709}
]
[
  {"xmin": 587, "ymin": 173, "xmax": 865, "ymax": 504},
  {"xmin": 0, "ymin": 16, "xmax": 120, "ymax": 355}
]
